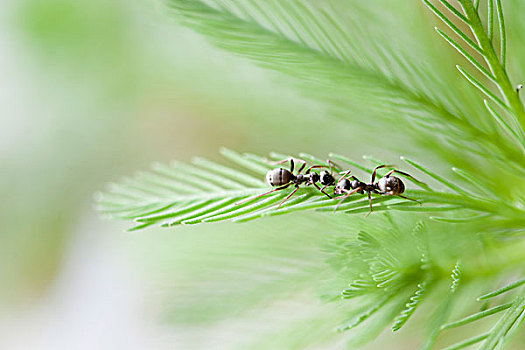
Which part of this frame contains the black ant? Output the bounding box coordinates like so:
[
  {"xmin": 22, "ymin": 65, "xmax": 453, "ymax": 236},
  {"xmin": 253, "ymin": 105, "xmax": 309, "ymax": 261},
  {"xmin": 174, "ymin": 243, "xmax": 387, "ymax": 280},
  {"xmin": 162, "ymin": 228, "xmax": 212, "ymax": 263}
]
[
  {"xmin": 236, "ymin": 158, "xmax": 338, "ymax": 208},
  {"xmin": 333, "ymin": 165, "xmax": 425, "ymax": 214}
]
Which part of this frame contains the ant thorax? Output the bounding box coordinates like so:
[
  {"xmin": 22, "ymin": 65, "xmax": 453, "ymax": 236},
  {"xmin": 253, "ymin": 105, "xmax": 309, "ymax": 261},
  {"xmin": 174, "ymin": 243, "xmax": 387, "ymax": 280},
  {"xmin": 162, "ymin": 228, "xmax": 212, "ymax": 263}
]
[
  {"xmin": 319, "ymin": 170, "xmax": 335, "ymax": 186},
  {"xmin": 306, "ymin": 172, "xmax": 319, "ymax": 184}
]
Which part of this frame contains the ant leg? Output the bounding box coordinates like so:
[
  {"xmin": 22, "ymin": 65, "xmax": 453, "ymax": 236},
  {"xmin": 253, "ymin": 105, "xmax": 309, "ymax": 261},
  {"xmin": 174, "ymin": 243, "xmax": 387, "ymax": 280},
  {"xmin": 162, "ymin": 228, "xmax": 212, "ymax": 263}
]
[
  {"xmin": 272, "ymin": 158, "xmax": 306, "ymax": 174},
  {"xmin": 327, "ymin": 159, "xmax": 342, "ymax": 174},
  {"xmin": 235, "ymin": 184, "xmax": 290, "ymax": 205},
  {"xmin": 371, "ymin": 164, "xmax": 395, "ymax": 183},
  {"xmin": 339, "ymin": 174, "xmax": 362, "ymax": 186},
  {"xmin": 349, "ymin": 175, "xmax": 359, "ymax": 180},
  {"xmin": 269, "ymin": 158, "xmax": 306, "ymax": 174},
  {"xmin": 277, "ymin": 185, "xmax": 299, "ymax": 208},
  {"xmin": 384, "ymin": 169, "xmax": 427, "ymax": 186},
  {"xmin": 337, "ymin": 169, "xmax": 352, "ymax": 180},
  {"xmin": 333, "ymin": 197, "xmax": 346, "ymax": 213},
  {"xmin": 396, "ymin": 194, "xmax": 422, "ymax": 205},
  {"xmin": 333, "ymin": 187, "xmax": 362, "ymax": 212},
  {"xmin": 305, "ymin": 160, "xmax": 340, "ymax": 175},
  {"xmin": 296, "ymin": 159, "xmax": 307, "ymax": 174},
  {"xmin": 335, "ymin": 171, "xmax": 354, "ymax": 188},
  {"xmin": 313, "ymin": 182, "xmax": 332, "ymax": 199},
  {"xmin": 305, "ymin": 164, "xmax": 328, "ymax": 174},
  {"xmin": 365, "ymin": 192, "xmax": 374, "ymax": 217}
]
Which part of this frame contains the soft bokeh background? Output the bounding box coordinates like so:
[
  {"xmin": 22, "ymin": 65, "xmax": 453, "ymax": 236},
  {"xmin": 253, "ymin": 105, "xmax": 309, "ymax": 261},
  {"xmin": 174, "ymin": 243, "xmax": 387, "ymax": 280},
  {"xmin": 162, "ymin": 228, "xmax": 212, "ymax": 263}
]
[{"xmin": 2, "ymin": 0, "xmax": 524, "ymax": 349}]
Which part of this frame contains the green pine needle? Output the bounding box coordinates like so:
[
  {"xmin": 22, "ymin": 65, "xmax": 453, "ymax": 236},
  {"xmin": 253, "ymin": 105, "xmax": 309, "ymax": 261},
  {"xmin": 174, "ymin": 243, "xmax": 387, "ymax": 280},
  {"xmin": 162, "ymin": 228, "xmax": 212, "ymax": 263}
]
[
  {"xmin": 443, "ymin": 333, "xmax": 490, "ymax": 350},
  {"xmin": 450, "ymin": 260, "xmax": 462, "ymax": 293},
  {"xmin": 422, "ymin": 0, "xmax": 483, "ymax": 55},
  {"xmin": 435, "ymin": 27, "xmax": 495, "ymax": 82},
  {"xmin": 478, "ymin": 278, "xmax": 525, "ymax": 301},
  {"xmin": 441, "ymin": 302, "xmax": 513, "ymax": 330},
  {"xmin": 392, "ymin": 281, "xmax": 429, "ymax": 332},
  {"xmin": 480, "ymin": 294, "xmax": 525, "ymax": 350},
  {"xmin": 338, "ymin": 295, "xmax": 393, "ymax": 332}
]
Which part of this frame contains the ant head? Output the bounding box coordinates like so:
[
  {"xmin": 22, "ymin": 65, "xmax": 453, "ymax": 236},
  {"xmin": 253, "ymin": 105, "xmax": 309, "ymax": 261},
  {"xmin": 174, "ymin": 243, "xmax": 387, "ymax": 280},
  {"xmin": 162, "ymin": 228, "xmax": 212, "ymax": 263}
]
[
  {"xmin": 319, "ymin": 170, "xmax": 335, "ymax": 186},
  {"xmin": 377, "ymin": 176, "xmax": 405, "ymax": 195}
]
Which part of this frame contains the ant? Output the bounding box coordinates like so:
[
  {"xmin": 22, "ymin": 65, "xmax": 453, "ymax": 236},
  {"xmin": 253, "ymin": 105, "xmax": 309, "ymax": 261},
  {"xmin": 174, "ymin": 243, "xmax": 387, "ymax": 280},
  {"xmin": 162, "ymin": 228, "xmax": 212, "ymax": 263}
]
[
  {"xmin": 333, "ymin": 165, "xmax": 425, "ymax": 214},
  {"xmin": 236, "ymin": 158, "xmax": 338, "ymax": 208}
]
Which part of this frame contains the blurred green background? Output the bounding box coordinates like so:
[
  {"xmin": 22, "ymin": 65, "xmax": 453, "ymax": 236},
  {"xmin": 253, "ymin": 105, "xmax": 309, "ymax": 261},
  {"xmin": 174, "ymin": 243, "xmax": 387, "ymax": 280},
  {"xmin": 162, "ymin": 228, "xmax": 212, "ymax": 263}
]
[{"xmin": 2, "ymin": 0, "xmax": 524, "ymax": 349}]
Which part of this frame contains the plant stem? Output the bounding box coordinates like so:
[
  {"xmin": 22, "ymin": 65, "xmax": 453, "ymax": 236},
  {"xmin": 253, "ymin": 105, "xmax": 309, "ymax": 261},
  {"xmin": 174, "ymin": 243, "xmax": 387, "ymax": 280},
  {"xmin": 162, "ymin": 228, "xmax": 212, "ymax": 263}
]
[{"xmin": 458, "ymin": 0, "xmax": 525, "ymax": 130}]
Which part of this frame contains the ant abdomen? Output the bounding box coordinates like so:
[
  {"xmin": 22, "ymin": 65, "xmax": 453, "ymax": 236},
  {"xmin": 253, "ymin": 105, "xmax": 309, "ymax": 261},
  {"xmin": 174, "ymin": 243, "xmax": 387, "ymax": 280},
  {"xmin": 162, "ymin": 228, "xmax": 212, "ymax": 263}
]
[
  {"xmin": 377, "ymin": 176, "xmax": 405, "ymax": 195},
  {"xmin": 265, "ymin": 168, "xmax": 293, "ymax": 187}
]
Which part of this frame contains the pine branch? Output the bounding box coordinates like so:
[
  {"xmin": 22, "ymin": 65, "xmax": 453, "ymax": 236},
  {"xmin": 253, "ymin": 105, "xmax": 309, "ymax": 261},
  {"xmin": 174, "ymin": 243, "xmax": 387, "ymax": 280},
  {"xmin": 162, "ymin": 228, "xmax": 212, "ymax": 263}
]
[
  {"xmin": 331, "ymin": 213, "xmax": 525, "ymax": 348},
  {"xmin": 424, "ymin": 0, "xmax": 525, "ymax": 140},
  {"xmin": 166, "ymin": 0, "xmax": 524, "ymax": 171},
  {"xmin": 95, "ymin": 150, "xmax": 524, "ymax": 230},
  {"xmin": 458, "ymin": 1, "xmax": 520, "ymax": 118},
  {"xmin": 93, "ymin": 1, "xmax": 525, "ymax": 348}
]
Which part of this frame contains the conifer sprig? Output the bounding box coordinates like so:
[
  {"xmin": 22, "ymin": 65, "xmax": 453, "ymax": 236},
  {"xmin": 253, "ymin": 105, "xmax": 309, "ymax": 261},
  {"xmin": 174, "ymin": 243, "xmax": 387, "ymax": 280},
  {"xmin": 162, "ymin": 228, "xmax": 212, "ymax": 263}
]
[
  {"xmin": 95, "ymin": 149, "xmax": 524, "ymax": 231},
  {"xmin": 424, "ymin": 0, "xmax": 525, "ymax": 152},
  {"xmin": 95, "ymin": 0, "xmax": 525, "ymax": 348}
]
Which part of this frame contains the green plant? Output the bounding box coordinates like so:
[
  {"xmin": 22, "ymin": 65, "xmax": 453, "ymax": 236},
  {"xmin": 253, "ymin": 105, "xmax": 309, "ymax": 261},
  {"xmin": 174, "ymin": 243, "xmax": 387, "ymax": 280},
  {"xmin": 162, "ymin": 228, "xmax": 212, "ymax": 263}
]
[{"xmin": 96, "ymin": 1, "xmax": 525, "ymax": 349}]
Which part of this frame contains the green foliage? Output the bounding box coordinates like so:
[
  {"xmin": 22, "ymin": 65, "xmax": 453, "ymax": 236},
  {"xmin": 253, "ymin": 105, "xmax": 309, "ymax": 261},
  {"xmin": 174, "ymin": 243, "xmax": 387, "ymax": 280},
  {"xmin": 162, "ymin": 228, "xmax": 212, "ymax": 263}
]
[
  {"xmin": 96, "ymin": 149, "xmax": 524, "ymax": 232},
  {"xmin": 164, "ymin": 0, "xmax": 525, "ymax": 171},
  {"xmin": 96, "ymin": 0, "xmax": 525, "ymax": 348},
  {"xmin": 425, "ymin": 0, "xmax": 525, "ymax": 173},
  {"xmin": 323, "ymin": 214, "xmax": 525, "ymax": 349},
  {"xmin": 439, "ymin": 291, "xmax": 525, "ymax": 350}
]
